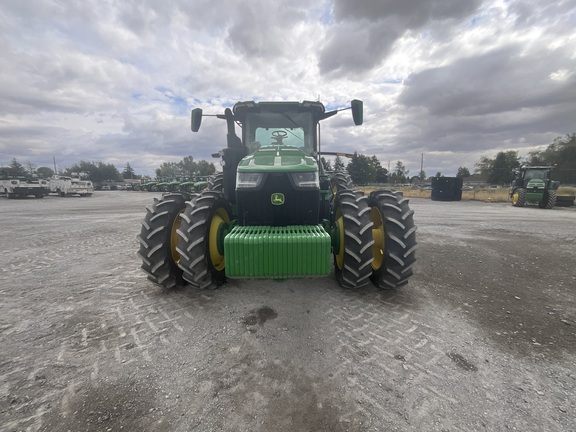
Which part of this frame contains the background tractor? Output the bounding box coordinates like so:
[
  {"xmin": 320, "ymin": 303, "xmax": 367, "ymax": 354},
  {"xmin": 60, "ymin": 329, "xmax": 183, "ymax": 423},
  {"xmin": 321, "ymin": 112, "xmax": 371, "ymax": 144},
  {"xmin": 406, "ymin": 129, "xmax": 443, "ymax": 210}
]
[
  {"xmin": 510, "ymin": 166, "xmax": 559, "ymax": 209},
  {"xmin": 137, "ymin": 100, "xmax": 417, "ymax": 290}
]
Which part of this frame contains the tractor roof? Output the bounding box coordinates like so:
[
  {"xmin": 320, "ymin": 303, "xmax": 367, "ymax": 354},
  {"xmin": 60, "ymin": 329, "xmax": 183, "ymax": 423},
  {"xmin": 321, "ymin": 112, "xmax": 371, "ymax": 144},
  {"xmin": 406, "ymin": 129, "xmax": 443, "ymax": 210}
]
[
  {"xmin": 233, "ymin": 100, "xmax": 326, "ymax": 120},
  {"xmin": 522, "ymin": 166, "xmax": 554, "ymax": 170}
]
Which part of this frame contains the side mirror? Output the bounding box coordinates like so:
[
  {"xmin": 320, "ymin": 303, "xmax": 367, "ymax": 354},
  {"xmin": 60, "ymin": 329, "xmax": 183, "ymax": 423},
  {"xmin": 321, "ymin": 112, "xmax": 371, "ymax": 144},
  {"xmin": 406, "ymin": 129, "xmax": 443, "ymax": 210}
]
[
  {"xmin": 351, "ymin": 99, "xmax": 363, "ymax": 126},
  {"xmin": 191, "ymin": 108, "xmax": 203, "ymax": 132}
]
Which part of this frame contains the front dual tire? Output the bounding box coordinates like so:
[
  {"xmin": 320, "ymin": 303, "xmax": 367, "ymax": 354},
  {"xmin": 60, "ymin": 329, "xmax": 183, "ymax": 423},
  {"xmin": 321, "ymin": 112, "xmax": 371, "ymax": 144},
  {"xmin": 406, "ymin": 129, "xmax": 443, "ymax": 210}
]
[
  {"xmin": 137, "ymin": 191, "xmax": 232, "ymax": 290},
  {"xmin": 333, "ymin": 190, "xmax": 417, "ymax": 290}
]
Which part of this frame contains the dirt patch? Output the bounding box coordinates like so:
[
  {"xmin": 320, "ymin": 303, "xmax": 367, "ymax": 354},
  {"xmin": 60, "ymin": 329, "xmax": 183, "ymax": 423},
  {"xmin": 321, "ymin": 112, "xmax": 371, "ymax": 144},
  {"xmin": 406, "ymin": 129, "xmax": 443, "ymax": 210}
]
[{"xmin": 40, "ymin": 379, "xmax": 159, "ymax": 432}]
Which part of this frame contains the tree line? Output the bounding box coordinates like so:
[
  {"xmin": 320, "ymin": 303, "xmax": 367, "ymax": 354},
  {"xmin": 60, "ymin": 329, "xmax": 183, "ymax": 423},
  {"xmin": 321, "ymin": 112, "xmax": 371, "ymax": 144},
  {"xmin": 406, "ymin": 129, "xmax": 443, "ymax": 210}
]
[
  {"xmin": 2, "ymin": 156, "xmax": 216, "ymax": 183},
  {"xmin": 473, "ymin": 134, "xmax": 576, "ymax": 184},
  {"xmin": 4, "ymin": 133, "xmax": 574, "ymax": 186},
  {"xmin": 331, "ymin": 133, "xmax": 576, "ymax": 186}
]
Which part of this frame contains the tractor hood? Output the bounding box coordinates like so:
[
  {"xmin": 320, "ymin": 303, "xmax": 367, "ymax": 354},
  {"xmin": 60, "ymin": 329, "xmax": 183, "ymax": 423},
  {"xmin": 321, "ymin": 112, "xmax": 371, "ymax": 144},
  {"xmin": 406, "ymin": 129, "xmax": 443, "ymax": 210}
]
[
  {"xmin": 237, "ymin": 145, "xmax": 317, "ymax": 173},
  {"xmin": 526, "ymin": 179, "xmax": 546, "ymax": 188}
]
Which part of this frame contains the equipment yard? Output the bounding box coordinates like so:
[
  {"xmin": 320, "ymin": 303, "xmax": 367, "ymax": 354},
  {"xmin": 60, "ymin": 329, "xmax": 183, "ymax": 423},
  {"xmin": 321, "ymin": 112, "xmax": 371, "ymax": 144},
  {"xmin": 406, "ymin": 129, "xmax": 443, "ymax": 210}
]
[{"xmin": 1, "ymin": 192, "xmax": 575, "ymax": 431}]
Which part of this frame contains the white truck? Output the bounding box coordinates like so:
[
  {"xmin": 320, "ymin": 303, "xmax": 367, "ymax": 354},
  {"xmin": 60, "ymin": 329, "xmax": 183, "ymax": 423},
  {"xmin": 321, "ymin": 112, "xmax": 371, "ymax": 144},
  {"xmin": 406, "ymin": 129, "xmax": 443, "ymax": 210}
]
[
  {"xmin": 49, "ymin": 175, "xmax": 94, "ymax": 197},
  {"xmin": 0, "ymin": 175, "xmax": 49, "ymax": 199}
]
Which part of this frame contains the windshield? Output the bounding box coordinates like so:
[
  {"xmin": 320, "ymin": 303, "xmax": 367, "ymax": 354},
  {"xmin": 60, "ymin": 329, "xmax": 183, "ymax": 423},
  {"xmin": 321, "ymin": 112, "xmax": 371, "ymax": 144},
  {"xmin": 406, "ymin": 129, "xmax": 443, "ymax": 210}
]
[
  {"xmin": 244, "ymin": 111, "xmax": 315, "ymax": 155},
  {"xmin": 525, "ymin": 169, "xmax": 547, "ymax": 180}
]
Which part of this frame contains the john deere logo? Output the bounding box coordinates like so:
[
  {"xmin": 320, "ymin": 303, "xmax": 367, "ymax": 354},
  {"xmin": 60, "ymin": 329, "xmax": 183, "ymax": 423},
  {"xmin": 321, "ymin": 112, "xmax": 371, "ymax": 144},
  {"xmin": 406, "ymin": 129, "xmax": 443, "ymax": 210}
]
[{"xmin": 271, "ymin": 193, "xmax": 285, "ymax": 206}]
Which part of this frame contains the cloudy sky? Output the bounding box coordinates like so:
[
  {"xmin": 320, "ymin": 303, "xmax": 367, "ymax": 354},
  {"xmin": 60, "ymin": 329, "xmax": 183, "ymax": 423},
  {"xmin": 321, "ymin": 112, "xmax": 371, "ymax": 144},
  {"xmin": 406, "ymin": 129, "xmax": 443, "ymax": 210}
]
[{"xmin": 1, "ymin": 0, "xmax": 575, "ymax": 178}]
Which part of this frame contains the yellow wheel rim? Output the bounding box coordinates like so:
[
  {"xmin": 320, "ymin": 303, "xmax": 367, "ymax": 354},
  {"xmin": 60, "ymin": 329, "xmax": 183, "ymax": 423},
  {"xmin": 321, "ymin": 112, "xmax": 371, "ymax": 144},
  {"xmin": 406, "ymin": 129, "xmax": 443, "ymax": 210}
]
[
  {"xmin": 371, "ymin": 207, "xmax": 385, "ymax": 270},
  {"xmin": 512, "ymin": 192, "xmax": 519, "ymax": 204},
  {"xmin": 335, "ymin": 209, "xmax": 345, "ymax": 270},
  {"xmin": 209, "ymin": 208, "xmax": 230, "ymax": 271},
  {"xmin": 170, "ymin": 210, "xmax": 184, "ymax": 264}
]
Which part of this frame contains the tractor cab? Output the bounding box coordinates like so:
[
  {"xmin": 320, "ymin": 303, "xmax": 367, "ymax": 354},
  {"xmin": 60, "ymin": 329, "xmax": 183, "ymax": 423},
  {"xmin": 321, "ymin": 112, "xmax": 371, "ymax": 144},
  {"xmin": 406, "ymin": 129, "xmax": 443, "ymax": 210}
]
[{"xmin": 191, "ymin": 100, "xmax": 363, "ymax": 208}]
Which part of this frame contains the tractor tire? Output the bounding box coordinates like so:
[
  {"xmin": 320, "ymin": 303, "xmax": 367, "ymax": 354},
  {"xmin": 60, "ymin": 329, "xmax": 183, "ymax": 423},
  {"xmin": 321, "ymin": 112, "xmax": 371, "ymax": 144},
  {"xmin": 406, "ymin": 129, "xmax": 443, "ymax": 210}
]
[
  {"xmin": 333, "ymin": 190, "xmax": 374, "ymax": 288},
  {"xmin": 512, "ymin": 188, "xmax": 526, "ymax": 207},
  {"xmin": 330, "ymin": 171, "xmax": 353, "ymax": 193},
  {"xmin": 368, "ymin": 190, "xmax": 417, "ymax": 289},
  {"xmin": 176, "ymin": 190, "xmax": 232, "ymax": 289},
  {"xmin": 539, "ymin": 189, "xmax": 557, "ymax": 209},
  {"xmin": 137, "ymin": 193, "xmax": 187, "ymax": 289},
  {"xmin": 207, "ymin": 173, "xmax": 224, "ymax": 191}
]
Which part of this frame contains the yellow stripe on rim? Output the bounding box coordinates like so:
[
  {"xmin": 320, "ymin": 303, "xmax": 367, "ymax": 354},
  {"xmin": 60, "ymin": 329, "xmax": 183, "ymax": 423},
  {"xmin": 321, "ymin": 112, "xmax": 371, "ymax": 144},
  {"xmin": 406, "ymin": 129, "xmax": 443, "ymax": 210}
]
[
  {"xmin": 170, "ymin": 210, "xmax": 184, "ymax": 264},
  {"xmin": 512, "ymin": 192, "xmax": 519, "ymax": 204},
  {"xmin": 209, "ymin": 208, "xmax": 230, "ymax": 271},
  {"xmin": 370, "ymin": 207, "xmax": 385, "ymax": 270}
]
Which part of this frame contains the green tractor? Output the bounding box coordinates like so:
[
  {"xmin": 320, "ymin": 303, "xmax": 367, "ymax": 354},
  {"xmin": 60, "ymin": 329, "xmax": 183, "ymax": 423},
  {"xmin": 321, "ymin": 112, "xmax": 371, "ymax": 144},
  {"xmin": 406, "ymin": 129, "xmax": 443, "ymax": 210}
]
[
  {"xmin": 137, "ymin": 100, "xmax": 417, "ymax": 290},
  {"xmin": 510, "ymin": 166, "xmax": 559, "ymax": 209}
]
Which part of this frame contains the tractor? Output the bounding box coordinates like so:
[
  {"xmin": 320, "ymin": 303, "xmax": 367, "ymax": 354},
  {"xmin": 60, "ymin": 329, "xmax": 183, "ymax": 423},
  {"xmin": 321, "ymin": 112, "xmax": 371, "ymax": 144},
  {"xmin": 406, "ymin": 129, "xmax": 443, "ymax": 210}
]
[
  {"xmin": 137, "ymin": 100, "xmax": 417, "ymax": 290},
  {"xmin": 510, "ymin": 166, "xmax": 559, "ymax": 209}
]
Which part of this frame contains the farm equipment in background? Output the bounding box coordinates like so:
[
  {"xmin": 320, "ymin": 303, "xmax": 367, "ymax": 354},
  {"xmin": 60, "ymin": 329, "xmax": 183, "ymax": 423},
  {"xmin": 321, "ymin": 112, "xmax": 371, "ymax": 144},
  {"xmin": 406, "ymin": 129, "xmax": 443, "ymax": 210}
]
[
  {"xmin": 0, "ymin": 170, "xmax": 49, "ymax": 198},
  {"xmin": 48, "ymin": 175, "xmax": 94, "ymax": 197},
  {"xmin": 137, "ymin": 100, "xmax": 416, "ymax": 291},
  {"xmin": 510, "ymin": 166, "xmax": 559, "ymax": 209}
]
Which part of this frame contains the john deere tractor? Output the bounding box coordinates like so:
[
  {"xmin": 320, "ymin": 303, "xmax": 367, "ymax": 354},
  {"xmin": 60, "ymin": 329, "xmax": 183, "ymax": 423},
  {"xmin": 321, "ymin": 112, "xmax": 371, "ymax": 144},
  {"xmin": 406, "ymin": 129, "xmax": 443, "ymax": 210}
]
[
  {"xmin": 510, "ymin": 166, "xmax": 559, "ymax": 209},
  {"xmin": 137, "ymin": 100, "xmax": 417, "ymax": 290}
]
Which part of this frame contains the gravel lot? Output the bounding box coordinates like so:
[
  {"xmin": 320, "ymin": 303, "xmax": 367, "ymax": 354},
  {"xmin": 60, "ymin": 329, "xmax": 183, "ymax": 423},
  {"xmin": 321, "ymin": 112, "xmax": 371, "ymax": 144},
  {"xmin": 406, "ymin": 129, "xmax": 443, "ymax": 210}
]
[{"xmin": 1, "ymin": 191, "xmax": 575, "ymax": 431}]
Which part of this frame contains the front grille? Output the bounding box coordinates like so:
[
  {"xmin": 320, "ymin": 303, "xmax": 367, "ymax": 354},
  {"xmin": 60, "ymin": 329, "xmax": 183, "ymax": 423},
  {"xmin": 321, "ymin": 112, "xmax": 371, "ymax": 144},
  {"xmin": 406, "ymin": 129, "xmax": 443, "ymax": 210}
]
[{"xmin": 236, "ymin": 173, "xmax": 320, "ymax": 226}]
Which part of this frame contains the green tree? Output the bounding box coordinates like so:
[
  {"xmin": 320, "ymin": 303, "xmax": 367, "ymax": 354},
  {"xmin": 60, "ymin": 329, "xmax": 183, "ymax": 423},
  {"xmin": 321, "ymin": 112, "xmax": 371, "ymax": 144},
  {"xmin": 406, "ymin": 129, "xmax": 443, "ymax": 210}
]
[
  {"xmin": 196, "ymin": 160, "xmax": 216, "ymax": 176},
  {"xmin": 320, "ymin": 157, "xmax": 332, "ymax": 171},
  {"xmin": 179, "ymin": 156, "xmax": 198, "ymax": 177},
  {"xmin": 36, "ymin": 167, "xmax": 54, "ymax": 178},
  {"xmin": 347, "ymin": 153, "xmax": 373, "ymax": 185},
  {"xmin": 334, "ymin": 156, "xmax": 346, "ymax": 171},
  {"xmin": 527, "ymin": 134, "xmax": 576, "ymax": 184},
  {"xmin": 389, "ymin": 161, "xmax": 409, "ymax": 184},
  {"xmin": 66, "ymin": 160, "xmax": 121, "ymax": 182},
  {"xmin": 474, "ymin": 156, "xmax": 493, "ymax": 176},
  {"xmin": 122, "ymin": 162, "xmax": 135, "ymax": 179},
  {"xmin": 9, "ymin": 158, "xmax": 27, "ymax": 176},
  {"xmin": 418, "ymin": 170, "xmax": 426, "ymax": 181},
  {"xmin": 156, "ymin": 162, "xmax": 181, "ymax": 178},
  {"xmin": 489, "ymin": 151, "xmax": 521, "ymax": 184},
  {"xmin": 456, "ymin": 167, "xmax": 471, "ymax": 178}
]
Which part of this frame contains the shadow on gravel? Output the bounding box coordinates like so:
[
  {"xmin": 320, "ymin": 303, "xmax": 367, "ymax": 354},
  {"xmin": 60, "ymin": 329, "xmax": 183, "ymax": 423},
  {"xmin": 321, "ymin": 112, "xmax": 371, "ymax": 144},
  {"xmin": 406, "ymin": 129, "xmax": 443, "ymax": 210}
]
[{"xmin": 418, "ymin": 231, "xmax": 576, "ymax": 360}]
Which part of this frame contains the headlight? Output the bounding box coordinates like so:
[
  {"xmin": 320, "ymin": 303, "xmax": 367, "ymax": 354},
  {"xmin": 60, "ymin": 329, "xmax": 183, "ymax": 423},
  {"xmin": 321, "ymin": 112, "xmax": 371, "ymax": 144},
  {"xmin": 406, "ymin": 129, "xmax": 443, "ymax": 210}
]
[
  {"xmin": 236, "ymin": 172, "xmax": 264, "ymax": 189},
  {"xmin": 291, "ymin": 172, "xmax": 319, "ymax": 188}
]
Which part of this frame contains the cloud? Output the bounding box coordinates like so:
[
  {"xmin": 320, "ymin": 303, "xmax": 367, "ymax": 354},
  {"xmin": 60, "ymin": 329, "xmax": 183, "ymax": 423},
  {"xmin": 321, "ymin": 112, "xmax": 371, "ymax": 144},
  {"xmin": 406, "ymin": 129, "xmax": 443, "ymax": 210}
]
[
  {"xmin": 0, "ymin": 0, "xmax": 575, "ymax": 179},
  {"xmin": 318, "ymin": 0, "xmax": 483, "ymax": 76}
]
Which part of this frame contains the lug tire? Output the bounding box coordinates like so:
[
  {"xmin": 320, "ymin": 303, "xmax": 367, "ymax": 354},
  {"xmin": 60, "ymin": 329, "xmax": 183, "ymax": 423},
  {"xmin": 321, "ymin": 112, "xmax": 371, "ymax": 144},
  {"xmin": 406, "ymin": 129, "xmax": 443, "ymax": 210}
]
[
  {"xmin": 512, "ymin": 188, "xmax": 526, "ymax": 207},
  {"xmin": 330, "ymin": 171, "xmax": 353, "ymax": 194},
  {"xmin": 207, "ymin": 173, "xmax": 224, "ymax": 191},
  {"xmin": 368, "ymin": 190, "xmax": 417, "ymax": 289},
  {"xmin": 540, "ymin": 189, "xmax": 556, "ymax": 209},
  {"xmin": 333, "ymin": 190, "xmax": 374, "ymax": 288},
  {"xmin": 137, "ymin": 193, "xmax": 187, "ymax": 288},
  {"xmin": 176, "ymin": 190, "xmax": 232, "ymax": 289}
]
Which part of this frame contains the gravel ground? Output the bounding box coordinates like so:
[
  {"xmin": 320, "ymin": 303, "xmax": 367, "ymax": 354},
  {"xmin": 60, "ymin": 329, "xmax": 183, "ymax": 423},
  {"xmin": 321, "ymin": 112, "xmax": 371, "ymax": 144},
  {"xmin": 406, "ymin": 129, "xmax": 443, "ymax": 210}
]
[{"xmin": 1, "ymin": 191, "xmax": 575, "ymax": 431}]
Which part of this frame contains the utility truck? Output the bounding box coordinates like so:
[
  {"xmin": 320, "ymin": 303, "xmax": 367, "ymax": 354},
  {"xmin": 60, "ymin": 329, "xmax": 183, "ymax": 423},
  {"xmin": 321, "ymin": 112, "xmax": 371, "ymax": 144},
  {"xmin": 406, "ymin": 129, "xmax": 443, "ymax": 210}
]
[
  {"xmin": 0, "ymin": 171, "xmax": 48, "ymax": 198},
  {"xmin": 49, "ymin": 175, "xmax": 94, "ymax": 197}
]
